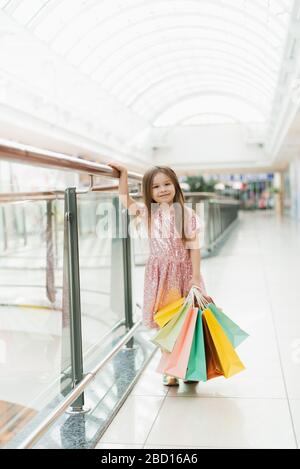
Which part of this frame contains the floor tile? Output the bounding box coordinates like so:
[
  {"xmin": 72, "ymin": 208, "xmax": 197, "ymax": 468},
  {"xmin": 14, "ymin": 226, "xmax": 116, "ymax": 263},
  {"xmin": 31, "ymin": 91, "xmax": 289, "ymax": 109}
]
[
  {"xmin": 146, "ymin": 397, "xmax": 296, "ymax": 449},
  {"xmin": 98, "ymin": 396, "xmax": 164, "ymax": 445}
]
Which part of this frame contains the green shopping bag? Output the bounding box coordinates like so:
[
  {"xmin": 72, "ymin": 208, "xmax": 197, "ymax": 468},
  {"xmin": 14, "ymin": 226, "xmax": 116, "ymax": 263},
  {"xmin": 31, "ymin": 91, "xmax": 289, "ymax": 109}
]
[
  {"xmin": 151, "ymin": 302, "xmax": 191, "ymax": 352},
  {"xmin": 207, "ymin": 303, "xmax": 249, "ymax": 348},
  {"xmin": 185, "ymin": 309, "xmax": 207, "ymax": 382}
]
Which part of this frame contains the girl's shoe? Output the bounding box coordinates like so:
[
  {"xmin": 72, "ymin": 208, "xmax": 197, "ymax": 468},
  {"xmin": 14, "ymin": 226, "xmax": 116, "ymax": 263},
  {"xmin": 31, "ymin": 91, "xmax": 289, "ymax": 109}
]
[
  {"xmin": 183, "ymin": 380, "xmax": 199, "ymax": 384},
  {"xmin": 162, "ymin": 374, "xmax": 179, "ymax": 386}
]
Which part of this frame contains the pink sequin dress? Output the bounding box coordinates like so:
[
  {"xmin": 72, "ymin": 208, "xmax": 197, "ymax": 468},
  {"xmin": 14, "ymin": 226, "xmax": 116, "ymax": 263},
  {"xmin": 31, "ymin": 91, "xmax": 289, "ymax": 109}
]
[{"xmin": 134, "ymin": 203, "xmax": 207, "ymax": 330}]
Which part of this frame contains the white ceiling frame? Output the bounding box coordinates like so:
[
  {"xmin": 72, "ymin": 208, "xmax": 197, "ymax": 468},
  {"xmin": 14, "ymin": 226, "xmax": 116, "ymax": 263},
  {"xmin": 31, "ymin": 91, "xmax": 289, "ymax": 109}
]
[
  {"xmin": 177, "ymin": 112, "xmax": 240, "ymax": 125},
  {"xmin": 123, "ymin": 70, "xmax": 273, "ymax": 109},
  {"xmin": 93, "ymin": 31, "xmax": 279, "ymax": 88},
  {"xmin": 150, "ymin": 91, "xmax": 267, "ymax": 124},
  {"xmin": 77, "ymin": 20, "xmax": 280, "ymax": 73},
  {"xmin": 88, "ymin": 14, "xmax": 284, "ymax": 79},
  {"xmin": 58, "ymin": 0, "xmax": 287, "ymax": 57},
  {"xmin": 106, "ymin": 50, "xmax": 276, "ymax": 101}
]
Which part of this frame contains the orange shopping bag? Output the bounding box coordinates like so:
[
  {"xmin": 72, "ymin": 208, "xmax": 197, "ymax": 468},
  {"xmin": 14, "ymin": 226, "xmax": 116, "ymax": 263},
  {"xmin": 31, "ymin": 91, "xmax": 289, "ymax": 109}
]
[{"xmin": 202, "ymin": 315, "xmax": 224, "ymax": 380}]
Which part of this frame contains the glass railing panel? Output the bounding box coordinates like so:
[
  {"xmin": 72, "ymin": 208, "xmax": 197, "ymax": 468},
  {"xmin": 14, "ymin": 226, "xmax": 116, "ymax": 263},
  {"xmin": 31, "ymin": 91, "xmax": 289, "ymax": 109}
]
[
  {"xmin": 0, "ymin": 196, "xmax": 72, "ymax": 447},
  {"xmin": 76, "ymin": 192, "xmax": 129, "ymax": 372}
]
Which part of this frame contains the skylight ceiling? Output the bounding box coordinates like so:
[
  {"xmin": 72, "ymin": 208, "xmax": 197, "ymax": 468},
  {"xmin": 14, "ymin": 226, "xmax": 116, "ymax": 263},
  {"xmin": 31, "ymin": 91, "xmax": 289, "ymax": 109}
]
[{"xmin": 0, "ymin": 0, "xmax": 295, "ymax": 126}]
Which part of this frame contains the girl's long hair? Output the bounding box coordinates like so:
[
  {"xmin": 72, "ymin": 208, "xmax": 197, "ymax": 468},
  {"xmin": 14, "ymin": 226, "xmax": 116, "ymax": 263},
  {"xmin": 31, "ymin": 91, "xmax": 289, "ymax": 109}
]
[{"xmin": 142, "ymin": 165, "xmax": 191, "ymax": 244}]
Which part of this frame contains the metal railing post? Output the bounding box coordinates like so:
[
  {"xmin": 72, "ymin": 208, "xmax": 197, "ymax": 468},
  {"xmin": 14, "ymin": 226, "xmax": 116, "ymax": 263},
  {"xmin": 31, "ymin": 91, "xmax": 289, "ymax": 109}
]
[
  {"xmin": 46, "ymin": 200, "xmax": 56, "ymax": 303},
  {"xmin": 203, "ymin": 199, "xmax": 212, "ymax": 252},
  {"xmin": 122, "ymin": 207, "xmax": 134, "ymax": 347},
  {"xmin": 1, "ymin": 206, "xmax": 8, "ymax": 251},
  {"xmin": 21, "ymin": 206, "xmax": 27, "ymax": 246},
  {"xmin": 64, "ymin": 188, "xmax": 87, "ymax": 412}
]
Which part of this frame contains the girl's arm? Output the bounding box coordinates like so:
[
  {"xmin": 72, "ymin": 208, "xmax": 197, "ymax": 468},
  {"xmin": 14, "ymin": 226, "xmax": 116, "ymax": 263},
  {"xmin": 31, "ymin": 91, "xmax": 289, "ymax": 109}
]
[
  {"xmin": 107, "ymin": 162, "xmax": 139, "ymax": 215},
  {"xmin": 189, "ymin": 233, "xmax": 202, "ymax": 287},
  {"xmin": 185, "ymin": 210, "xmax": 202, "ymax": 289}
]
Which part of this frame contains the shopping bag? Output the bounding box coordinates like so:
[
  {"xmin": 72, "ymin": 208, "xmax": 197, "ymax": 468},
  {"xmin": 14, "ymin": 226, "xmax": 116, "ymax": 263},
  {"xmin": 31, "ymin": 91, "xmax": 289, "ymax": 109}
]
[
  {"xmin": 154, "ymin": 296, "xmax": 185, "ymax": 328},
  {"xmin": 192, "ymin": 287, "xmax": 249, "ymax": 349},
  {"xmin": 202, "ymin": 315, "xmax": 224, "ymax": 380},
  {"xmin": 156, "ymin": 306, "xmax": 198, "ymax": 379},
  {"xmin": 207, "ymin": 303, "xmax": 249, "ymax": 348},
  {"xmin": 203, "ymin": 308, "xmax": 245, "ymax": 378},
  {"xmin": 151, "ymin": 301, "xmax": 191, "ymax": 352},
  {"xmin": 185, "ymin": 309, "xmax": 207, "ymax": 382}
]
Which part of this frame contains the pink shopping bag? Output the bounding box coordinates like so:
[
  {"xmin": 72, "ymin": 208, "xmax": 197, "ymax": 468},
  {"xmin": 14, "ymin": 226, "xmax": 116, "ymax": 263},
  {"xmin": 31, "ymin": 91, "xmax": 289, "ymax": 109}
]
[{"xmin": 156, "ymin": 306, "xmax": 198, "ymax": 379}]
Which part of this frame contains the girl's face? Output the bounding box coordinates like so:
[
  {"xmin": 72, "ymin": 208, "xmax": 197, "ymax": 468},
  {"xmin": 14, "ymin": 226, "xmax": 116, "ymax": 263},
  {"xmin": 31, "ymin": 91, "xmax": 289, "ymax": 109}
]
[{"xmin": 151, "ymin": 172, "xmax": 176, "ymax": 205}]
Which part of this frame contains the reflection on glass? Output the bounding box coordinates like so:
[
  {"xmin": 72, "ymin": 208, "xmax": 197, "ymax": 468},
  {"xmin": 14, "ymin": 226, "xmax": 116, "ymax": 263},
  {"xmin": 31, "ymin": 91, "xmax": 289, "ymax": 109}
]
[
  {"xmin": 0, "ymin": 197, "xmax": 71, "ymax": 447},
  {"xmin": 76, "ymin": 192, "xmax": 127, "ymax": 372}
]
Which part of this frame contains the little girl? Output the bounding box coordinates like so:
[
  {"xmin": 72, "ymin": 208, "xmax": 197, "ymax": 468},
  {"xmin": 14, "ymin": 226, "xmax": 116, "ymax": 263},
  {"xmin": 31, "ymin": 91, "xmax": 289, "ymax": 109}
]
[{"xmin": 108, "ymin": 162, "xmax": 207, "ymax": 386}]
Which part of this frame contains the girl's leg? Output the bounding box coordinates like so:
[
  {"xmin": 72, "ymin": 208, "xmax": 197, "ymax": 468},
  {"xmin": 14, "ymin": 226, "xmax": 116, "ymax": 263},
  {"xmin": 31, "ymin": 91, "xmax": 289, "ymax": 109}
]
[
  {"xmin": 162, "ymin": 375, "xmax": 179, "ymax": 386},
  {"xmin": 159, "ymin": 348, "xmax": 179, "ymax": 386}
]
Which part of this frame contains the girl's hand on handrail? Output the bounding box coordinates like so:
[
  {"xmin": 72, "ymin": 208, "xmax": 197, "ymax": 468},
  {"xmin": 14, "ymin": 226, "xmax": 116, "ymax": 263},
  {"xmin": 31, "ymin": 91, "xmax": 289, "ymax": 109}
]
[
  {"xmin": 107, "ymin": 162, "xmax": 138, "ymax": 212},
  {"xmin": 107, "ymin": 162, "xmax": 128, "ymax": 175}
]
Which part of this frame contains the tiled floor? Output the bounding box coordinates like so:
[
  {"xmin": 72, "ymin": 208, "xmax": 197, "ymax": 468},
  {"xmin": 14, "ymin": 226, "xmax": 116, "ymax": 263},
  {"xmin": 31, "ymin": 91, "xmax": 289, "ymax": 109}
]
[{"xmin": 96, "ymin": 210, "xmax": 300, "ymax": 449}]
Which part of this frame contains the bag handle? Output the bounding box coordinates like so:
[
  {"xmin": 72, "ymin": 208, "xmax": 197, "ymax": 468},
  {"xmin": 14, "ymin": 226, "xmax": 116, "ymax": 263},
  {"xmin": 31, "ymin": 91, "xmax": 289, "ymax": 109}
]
[
  {"xmin": 183, "ymin": 287, "xmax": 195, "ymax": 309},
  {"xmin": 191, "ymin": 285, "xmax": 209, "ymax": 310}
]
